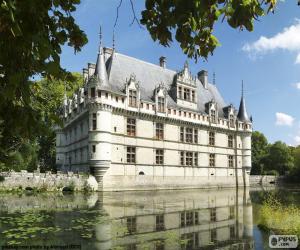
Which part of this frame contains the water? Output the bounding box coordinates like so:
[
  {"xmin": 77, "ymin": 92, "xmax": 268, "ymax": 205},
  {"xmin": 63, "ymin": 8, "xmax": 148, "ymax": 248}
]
[{"xmin": 0, "ymin": 187, "xmax": 298, "ymax": 250}]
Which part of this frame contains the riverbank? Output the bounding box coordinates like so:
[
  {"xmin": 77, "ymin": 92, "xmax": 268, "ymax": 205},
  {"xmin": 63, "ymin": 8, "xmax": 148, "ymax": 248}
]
[{"xmin": 0, "ymin": 171, "xmax": 98, "ymax": 192}]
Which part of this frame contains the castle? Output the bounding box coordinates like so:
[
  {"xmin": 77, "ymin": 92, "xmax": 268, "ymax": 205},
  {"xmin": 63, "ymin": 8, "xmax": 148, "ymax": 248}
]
[{"xmin": 55, "ymin": 33, "xmax": 252, "ymax": 191}]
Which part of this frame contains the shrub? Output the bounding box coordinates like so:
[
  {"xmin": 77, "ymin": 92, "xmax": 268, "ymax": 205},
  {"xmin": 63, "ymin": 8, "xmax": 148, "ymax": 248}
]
[
  {"xmin": 258, "ymin": 195, "xmax": 300, "ymax": 237},
  {"xmin": 0, "ymin": 176, "xmax": 5, "ymax": 182}
]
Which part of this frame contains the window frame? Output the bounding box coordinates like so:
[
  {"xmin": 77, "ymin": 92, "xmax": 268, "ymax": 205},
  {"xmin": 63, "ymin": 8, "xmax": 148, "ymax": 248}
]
[
  {"xmin": 156, "ymin": 123, "xmax": 164, "ymax": 140},
  {"xmin": 127, "ymin": 118, "xmax": 136, "ymax": 136},
  {"xmin": 155, "ymin": 149, "xmax": 164, "ymax": 165},
  {"xmin": 209, "ymin": 131, "xmax": 215, "ymax": 146},
  {"xmin": 209, "ymin": 153, "xmax": 215, "ymax": 167},
  {"xmin": 126, "ymin": 146, "xmax": 136, "ymax": 163},
  {"xmin": 129, "ymin": 89, "xmax": 137, "ymax": 107}
]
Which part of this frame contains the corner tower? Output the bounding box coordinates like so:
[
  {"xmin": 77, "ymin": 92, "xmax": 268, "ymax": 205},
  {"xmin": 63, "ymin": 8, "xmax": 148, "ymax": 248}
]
[
  {"xmin": 237, "ymin": 82, "xmax": 252, "ymax": 187},
  {"xmin": 87, "ymin": 28, "xmax": 112, "ymax": 189}
]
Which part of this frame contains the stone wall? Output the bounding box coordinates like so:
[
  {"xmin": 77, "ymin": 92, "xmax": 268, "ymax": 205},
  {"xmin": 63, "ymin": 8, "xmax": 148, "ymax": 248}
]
[
  {"xmin": 0, "ymin": 170, "xmax": 98, "ymax": 191},
  {"xmin": 250, "ymin": 175, "xmax": 280, "ymax": 185}
]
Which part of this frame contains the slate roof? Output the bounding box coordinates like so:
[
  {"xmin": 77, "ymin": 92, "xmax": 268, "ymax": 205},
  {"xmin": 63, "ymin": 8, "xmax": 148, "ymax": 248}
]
[{"xmin": 100, "ymin": 48, "xmax": 229, "ymax": 117}]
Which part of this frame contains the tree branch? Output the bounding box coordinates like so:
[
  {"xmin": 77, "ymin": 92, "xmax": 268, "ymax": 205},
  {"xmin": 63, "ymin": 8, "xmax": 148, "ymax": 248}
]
[
  {"xmin": 114, "ymin": 0, "xmax": 123, "ymax": 28},
  {"xmin": 129, "ymin": 0, "xmax": 143, "ymax": 28}
]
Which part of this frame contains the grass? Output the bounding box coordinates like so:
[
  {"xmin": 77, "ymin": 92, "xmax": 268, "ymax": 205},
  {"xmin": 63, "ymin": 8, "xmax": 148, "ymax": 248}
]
[{"xmin": 258, "ymin": 195, "xmax": 300, "ymax": 237}]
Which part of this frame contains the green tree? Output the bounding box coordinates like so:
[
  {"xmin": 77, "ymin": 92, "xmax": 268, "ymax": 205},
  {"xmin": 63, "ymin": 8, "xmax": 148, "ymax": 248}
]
[
  {"xmin": 264, "ymin": 141, "xmax": 294, "ymax": 175},
  {"xmin": 0, "ymin": 0, "xmax": 87, "ymax": 169},
  {"xmin": 288, "ymin": 146, "xmax": 300, "ymax": 182},
  {"xmin": 141, "ymin": 0, "xmax": 284, "ymax": 60},
  {"xmin": 251, "ymin": 131, "xmax": 269, "ymax": 175},
  {"xmin": 32, "ymin": 73, "xmax": 83, "ymax": 172}
]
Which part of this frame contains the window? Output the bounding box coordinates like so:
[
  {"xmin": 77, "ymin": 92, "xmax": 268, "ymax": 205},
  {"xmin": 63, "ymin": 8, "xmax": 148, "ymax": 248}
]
[
  {"xmin": 228, "ymin": 155, "xmax": 234, "ymax": 168},
  {"xmin": 105, "ymin": 92, "xmax": 108, "ymax": 99},
  {"xmin": 210, "ymin": 109, "xmax": 216, "ymax": 123},
  {"xmin": 92, "ymin": 145, "xmax": 96, "ymax": 153},
  {"xmin": 209, "ymin": 132, "xmax": 215, "ymax": 146},
  {"xmin": 180, "ymin": 151, "xmax": 196, "ymax": 166},
  {"xmin": 92, "ymin": 113, "xmax": 97, "ymax": 130},
  {"xmin": 155, "ymin": 241, "xmax": 165, "ymax": 250},
  {"xmin": 180, "ymin": 127, "xmax": 184, "ymax": 142},
  {"xmin": 194, "ymin": 129, "xmax": 198, "ymax": 143},
  {"xmin": 192, "ymin": 90, "xmax": 195, "ymax": 102},
  {"xmin": 156, "ymin": 149, "xmax": 164, "ymax": 165},
  {"xmin": 116, "ymin": 96, "xmax": 119, "ymax": 102},
  {"xmin": 210, "ymin": 229, "xmax": 217, "ymax": 243},
  {"xmin": 180, "ymin": 211, "xmax": 199, "ymax": 227},
  {"xmin": 229, "ymin": 114, "xmax": 235, "ymax": 127},
  {"xmin": 126, "ymin": 217, "xmax": 136, "ymax": 235},
  {"xmin": 184, "ymin": 88, "xmax": 190, "ymax": 101},
  {"xmin": 156, "ymin": 214, "xmax": 164, "ymax": 231},
  {"xmin": 186, "ymin": 152, "xmax": 193, "ymax": 166},
  {"xmin": 127, "ymin": 147, "xmax": 136, "ymax": 163},
  {"xmin": 194, "ymin": 152, "xmax": 198, "ymax": 166},
  {"xmin": 181, "ymin": 233, "xmax": 199, "ymax": 250},
  {"xmin": 127, "ymin": 118, "xmax": 136, "ymax": 136},
  {"xmin": 91, "ymin": 87, "xmax": 95, "ymax": 98},
  {"xmin": 156, "ymin": 123, "xmax": 164, "ymax": 140},
  {"xmin": 229, "ymin": 206, "xmax": 235, "ymax": 219},
  {"xmin": 180, "ymin": 151, "xmax": 184, "ymax": 165},
  {"xmin": 228, "ymin": 135, "xmax": 234, "ymax": 148},
  {"xmin": 230, "ymin": 226, "xmax": 235, "ymax": 239},
  {"xmin": 186, "ymin": 211, "xmax": 193, "ymax": 226},
  {"xmin": 210, "ymin": 208, "xmax": 217, "ymax": 222},
  {"xmin": 178, "ymin": 86, "xmax": 182, "ymax": 99},
  {"xmin": 129, "ymin": 89, "xmax": 137, "ymax": 107},
  {"xmin": 97, "ymin": 90, "xmax": 101, "ymax": 97},
  {"xmin": 158, "ymin": 97, "xmax": 165, "ymax": 112},
  {"xmin": 209, "ymin": 154, "xmax": 215, "ymax": 167},
  {"xmin": 185, "ymin": 128, "xmax": 193, "ymax": 143},
  {"xmin": 80, "ymin": 122, "xmax": 83, "ymax": 134}
]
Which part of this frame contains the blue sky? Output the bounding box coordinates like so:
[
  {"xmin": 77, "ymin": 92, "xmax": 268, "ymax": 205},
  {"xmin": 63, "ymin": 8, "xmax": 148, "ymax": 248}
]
[{"xmin": 61, "ymin": 0, "xmax": 300, "ymax": 146}]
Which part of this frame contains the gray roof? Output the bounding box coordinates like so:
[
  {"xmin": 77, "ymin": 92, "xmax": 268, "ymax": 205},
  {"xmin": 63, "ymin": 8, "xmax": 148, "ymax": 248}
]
[
  {"xmin": 237, "ymin": 96, "xmax": 250, "ymax": 122},
  {"xmin": 89, "ymin": 47, "xmax": 231, "ymax": 117}
]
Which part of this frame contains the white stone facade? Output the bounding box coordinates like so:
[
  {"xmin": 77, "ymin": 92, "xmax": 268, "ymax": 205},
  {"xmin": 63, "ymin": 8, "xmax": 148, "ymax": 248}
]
[{"xmin": 56, "ymin": 41, "xmax": 252, "ymax": 191}]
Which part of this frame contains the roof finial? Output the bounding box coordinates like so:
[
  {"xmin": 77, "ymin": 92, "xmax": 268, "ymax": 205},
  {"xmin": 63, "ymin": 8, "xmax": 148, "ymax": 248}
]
[
  {"xmin": 98, "ymin": 25, "xmax": 102, "ymax": 53},
  {"xmin": 242, "ymin": 80, "xmax": 244, "ymax": 98},
  {"xmin": 112, "ymin": 29, "xmax": 115, "ymax": 50},
  {"xmin": 213, "ymin": 71, "xmax": 216, "ymax": 85}
]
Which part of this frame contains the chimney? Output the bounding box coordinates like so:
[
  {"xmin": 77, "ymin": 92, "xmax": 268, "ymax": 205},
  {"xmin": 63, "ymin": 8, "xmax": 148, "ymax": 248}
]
[
  {"xmin": 198, "ymin": 70, "xmax": 208, "ymax": 89},
  {"xmin": 159, "ymin": 56, "xmax": 166, "ymax": 68},
  {"xmin": 87, "ymin": 63, "xmax": 95, "ymax": 78},
  {"xmin": 83, "ymin": 68, "xmax": 88, "ymax": 83}
]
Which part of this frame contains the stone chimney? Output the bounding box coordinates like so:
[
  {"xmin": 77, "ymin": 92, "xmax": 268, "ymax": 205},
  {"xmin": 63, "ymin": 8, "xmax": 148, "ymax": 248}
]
[
  {"xmin": 83, "ymin": 68, "xmax": 88, "ymax": 83},
  {"xmin": 198, "ymin": 70, "xmax": 208, "ymax": 89},
  {"xmin": 159, "ymin": 56, "xmax": 166, "ymax": 68},
  {"xmin": 88, "ymin": 63, "xmax": 96, "ymax": 78}
]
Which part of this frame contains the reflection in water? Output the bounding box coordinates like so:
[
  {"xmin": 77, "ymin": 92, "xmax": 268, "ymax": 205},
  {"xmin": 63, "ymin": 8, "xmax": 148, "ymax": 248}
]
[{"xmin": 0, "ymin": 188, "xmax": 254, "ymax": 250}]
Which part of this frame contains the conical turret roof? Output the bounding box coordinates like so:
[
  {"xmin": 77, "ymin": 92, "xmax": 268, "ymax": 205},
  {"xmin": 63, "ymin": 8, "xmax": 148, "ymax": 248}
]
[
  {"xmin": 94, "ymin": 26, "xmax": 109, "ymax": 87},
  {"xmin": 237, "ymin": 82, "xmax": 250, "ymax": 122}
]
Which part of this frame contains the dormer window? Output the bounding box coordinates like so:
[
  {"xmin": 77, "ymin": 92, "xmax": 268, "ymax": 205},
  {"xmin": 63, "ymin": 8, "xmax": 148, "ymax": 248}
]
[
  {"xmin": 178, "ymin": 87, "xmax": 182, "ymax": 99},
  {"xmin": 91, "ymin": 87, "xmax": 95, "ymax": 98},
  {"xmin": 211, "ymin": 110, "xmax": 216, "ymax": 123},
  {"xmin": 229, "ymin": 114, "xmax": 235, "ymax": 127},
  {"xmin": 184, "ymin": 88, "xmax": 190, "ymax": 100},
  {"xmin": 192, "ymin": 90, "xmax": 195, "ymax": 102},
  {"xmin": 129, "ymin": 89, "xmax": 137, "ymax": 107},
  {"xmin": 158, "ymin": 97, "xmax": 165, "ymax": 112}
]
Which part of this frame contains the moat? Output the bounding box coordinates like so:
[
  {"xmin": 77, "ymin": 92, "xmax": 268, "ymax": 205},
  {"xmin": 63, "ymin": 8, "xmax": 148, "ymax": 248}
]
[{"xmin": 0, "ymin": 187, "xmax": 299, "ymax": 250}]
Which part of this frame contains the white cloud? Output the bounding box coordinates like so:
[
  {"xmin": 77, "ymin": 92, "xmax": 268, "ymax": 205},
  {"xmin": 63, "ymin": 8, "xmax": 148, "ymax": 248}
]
[
  {"xmin": 294, "ymin": 135, "xmax": 300, "ymax": 145},
  {"xmin": 293, "ymin": 82, "xmax": 300, "ymax": 89},
  {"xmin": 243, "ymin": 20, "xmax": 300, "ymax": 63},
  {"xmin": 275, "ymin": 112, "xmax": 294, "ymax": 126}
]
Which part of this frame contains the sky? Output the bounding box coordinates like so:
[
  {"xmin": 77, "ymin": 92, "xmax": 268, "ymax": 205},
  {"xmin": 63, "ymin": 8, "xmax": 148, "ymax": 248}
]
[{"xmin": 61, "ymin": 0, "xmax": 300, "ymax": 146}]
